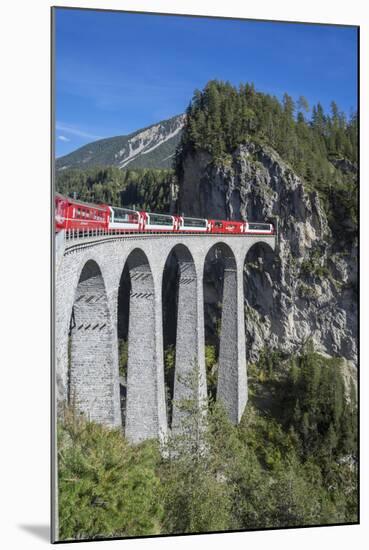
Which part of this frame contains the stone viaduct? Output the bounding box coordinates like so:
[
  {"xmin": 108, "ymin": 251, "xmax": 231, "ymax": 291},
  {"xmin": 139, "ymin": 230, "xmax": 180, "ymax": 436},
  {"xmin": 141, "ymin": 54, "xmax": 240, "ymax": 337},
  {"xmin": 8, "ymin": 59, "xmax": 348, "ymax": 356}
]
[{"xmin": 54, "ymin": 231, "xmax": 275, "ymax": 444}]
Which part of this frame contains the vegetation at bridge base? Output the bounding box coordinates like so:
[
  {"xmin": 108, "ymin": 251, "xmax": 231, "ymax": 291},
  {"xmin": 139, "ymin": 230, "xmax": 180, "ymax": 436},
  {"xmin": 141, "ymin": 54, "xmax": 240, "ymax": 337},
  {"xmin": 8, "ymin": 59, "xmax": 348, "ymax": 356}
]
[
  {"xmin": 57, "ymin": 348, "xmax": 357, "ymax": 541},
  {"xmin": 57, "ymin": 407, "xmax": 163, "ymax": 541}
]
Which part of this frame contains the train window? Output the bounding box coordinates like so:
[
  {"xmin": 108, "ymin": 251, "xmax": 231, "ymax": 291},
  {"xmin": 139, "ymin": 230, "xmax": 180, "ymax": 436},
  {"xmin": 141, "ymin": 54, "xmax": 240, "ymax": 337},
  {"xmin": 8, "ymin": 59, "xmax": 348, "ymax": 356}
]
[
  {"xmin": 147, "ymin": 213, "xmax": 173, "ymax": 226},
  {"xmin": 214, "ymin": 221, "xmax": 223, "ymax": 228},
  {"xmin": 183, "ymin": 217, "xmax": 207, "ymax": 227},
  {"xmin": 112, "ymin": 207, "xmax": 139, "ymax": 223},
  {"xmin": 248, "ymin": 223, "xmax": 270, "ymax": 230}
]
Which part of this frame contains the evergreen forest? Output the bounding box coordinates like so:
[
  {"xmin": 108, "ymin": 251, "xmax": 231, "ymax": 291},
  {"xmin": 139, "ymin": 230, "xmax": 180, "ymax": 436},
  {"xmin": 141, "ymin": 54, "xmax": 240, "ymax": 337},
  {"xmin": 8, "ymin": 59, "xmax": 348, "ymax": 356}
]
[{"xmin": 58, "ymin": 347, "xmax": 357, "ymax": 540}]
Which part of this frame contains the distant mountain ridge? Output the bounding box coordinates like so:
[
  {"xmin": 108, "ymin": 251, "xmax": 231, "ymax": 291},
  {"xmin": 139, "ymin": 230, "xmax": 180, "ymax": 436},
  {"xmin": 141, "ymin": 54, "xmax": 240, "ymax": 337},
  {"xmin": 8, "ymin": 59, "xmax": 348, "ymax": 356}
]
[{"xmin": 56, "ymin": 114, "xmax": 185, "ymax": 171}]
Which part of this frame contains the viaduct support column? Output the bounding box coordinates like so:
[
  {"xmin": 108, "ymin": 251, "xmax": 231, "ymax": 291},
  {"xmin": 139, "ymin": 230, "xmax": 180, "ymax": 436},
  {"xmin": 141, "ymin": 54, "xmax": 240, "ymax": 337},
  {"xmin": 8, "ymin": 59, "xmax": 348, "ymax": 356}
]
[
  {"xmin": 217, "ymin": 258, "xmax": 247, "ymax": 423},
  {"xmin": 125, "ymin": 256, "xmax": 166, "ymax": 443},
  {"xmin": 70, "ymin": 262, "xmax": 121, "ymax": 428},
  {"xmin": 172, "ymin": 258, "xmax": 207, "ymax": 432},
  {"xmin": 153, "ymin": 270, "xmax": 169, "ymax": 444}
]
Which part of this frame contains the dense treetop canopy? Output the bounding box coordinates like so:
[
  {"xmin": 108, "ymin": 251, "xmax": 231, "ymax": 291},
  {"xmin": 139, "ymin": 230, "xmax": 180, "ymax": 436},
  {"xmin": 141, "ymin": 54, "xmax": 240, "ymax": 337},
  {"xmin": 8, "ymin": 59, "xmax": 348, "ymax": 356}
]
[{"xmin": 176, "ymin": 79, "xmax": 357, "ymax": 170}]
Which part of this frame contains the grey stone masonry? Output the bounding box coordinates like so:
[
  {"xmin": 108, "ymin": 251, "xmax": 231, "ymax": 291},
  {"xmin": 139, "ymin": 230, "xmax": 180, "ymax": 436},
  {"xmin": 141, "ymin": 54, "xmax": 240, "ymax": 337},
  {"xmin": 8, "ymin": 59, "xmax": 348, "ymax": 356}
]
[
  {"xmin": 125, "ymin": 250, "xmax": 159, "ymax": 443},
  {"xmin": 54, "ymin": 232, "xmax": 275, "ymax": 443},
  {"xmin": 69, "ymin": 260, "xmax": 121, "ymax": 427},
  {"xmin": 217, "ymin": 256, "xmax": 247, "ymax": 423},
  {"xmin": 171, "ymin": 253, "xmax": 207, "ymax": 432}
]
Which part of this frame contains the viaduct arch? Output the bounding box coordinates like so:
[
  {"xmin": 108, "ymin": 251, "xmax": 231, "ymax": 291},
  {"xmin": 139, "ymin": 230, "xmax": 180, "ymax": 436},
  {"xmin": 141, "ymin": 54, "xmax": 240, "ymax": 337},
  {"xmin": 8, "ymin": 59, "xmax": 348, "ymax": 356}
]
[{"xmin": 55, "ymin": 232, "xmax": 275, "ymax": 443}]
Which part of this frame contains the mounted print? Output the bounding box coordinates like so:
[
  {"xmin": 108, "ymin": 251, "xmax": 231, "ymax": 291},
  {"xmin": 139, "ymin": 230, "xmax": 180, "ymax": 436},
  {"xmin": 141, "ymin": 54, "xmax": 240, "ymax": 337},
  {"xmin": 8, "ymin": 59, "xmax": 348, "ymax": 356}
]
[{"xmin": 51, "ymin": 6, "xmax": 359, "ymax": 543}]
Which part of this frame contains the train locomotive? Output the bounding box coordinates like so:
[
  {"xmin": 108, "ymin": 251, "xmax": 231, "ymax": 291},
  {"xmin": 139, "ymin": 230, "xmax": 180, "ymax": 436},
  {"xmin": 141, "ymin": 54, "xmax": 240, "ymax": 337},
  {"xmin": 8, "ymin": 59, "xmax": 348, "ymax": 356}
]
[{"xmin": 55, "ymin": 193, "xmax": 274, "ymax": 236}]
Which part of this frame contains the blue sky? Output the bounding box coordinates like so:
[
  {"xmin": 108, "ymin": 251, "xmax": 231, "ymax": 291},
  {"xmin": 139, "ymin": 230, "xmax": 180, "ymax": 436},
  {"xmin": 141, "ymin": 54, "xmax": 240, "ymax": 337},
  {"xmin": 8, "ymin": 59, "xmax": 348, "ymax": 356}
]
[{"xmin": 55, "ymin": 8, "xmax": 358, "ymax": 157}]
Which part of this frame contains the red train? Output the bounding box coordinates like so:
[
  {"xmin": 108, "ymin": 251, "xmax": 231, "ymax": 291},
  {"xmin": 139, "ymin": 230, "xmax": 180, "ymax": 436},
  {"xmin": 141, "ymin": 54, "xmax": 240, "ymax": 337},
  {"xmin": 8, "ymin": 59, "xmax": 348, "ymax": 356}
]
[{"xmin": 55, "ymin": 193, "xmax": 274, "ymax": 235}]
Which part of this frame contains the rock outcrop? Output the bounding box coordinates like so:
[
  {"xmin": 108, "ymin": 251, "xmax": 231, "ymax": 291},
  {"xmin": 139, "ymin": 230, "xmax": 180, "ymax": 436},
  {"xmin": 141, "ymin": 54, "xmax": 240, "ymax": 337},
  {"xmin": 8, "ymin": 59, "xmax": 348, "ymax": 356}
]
[{"xmin": 179, "ymin": 142, "xmax": 357, "ymax": 365}]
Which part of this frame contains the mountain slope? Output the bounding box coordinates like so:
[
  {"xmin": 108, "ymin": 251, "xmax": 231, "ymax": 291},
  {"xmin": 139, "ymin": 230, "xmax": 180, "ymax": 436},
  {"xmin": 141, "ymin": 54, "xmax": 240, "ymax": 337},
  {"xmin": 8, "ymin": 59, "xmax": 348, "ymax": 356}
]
[
  {"xmin": 179, "ymin": 142, "xmax": 357, "ymax": 367},
  {"xmin": 176, "ymin": 80, "xmax": 358, "ymax": 368},
  {"xmin": 56, "ymin": 114, "xmax": 185, "ymax": 171}
]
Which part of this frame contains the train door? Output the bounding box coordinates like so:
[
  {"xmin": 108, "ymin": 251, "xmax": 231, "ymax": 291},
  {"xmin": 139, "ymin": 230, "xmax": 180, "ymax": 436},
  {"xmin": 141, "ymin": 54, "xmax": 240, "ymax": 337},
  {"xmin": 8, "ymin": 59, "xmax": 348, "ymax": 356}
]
[{"xmin": 139, "ymin": 212, "xmax": 146, "ymax": 232}]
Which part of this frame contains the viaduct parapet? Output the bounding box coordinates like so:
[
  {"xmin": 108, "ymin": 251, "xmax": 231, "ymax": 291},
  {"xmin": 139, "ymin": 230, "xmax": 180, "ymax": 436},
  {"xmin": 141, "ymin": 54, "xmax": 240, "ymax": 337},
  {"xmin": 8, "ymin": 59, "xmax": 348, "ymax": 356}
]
[{"xmin": 54, "ymin": 232, "xmax": 275, "ymax": 443}]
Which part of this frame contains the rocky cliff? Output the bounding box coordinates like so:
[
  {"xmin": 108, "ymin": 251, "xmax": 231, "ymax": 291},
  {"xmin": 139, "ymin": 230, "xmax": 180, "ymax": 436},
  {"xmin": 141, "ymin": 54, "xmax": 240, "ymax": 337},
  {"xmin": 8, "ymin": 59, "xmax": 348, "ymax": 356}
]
[{"xmin": 178, "ymin": 142, "xmax": 357, "ymax": 368}]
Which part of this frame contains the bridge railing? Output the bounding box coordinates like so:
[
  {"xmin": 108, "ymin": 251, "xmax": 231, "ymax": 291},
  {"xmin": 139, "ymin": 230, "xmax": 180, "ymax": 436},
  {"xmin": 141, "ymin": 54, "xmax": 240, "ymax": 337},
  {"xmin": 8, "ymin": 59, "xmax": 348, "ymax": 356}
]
[
  {"xmin": 57, "ymin": 228, "xmax": 277, "ymax": 260},
  {"xmin": 64, "ymin": 229, "xmax": 109, "ymax": 241},
  {"xmin": 58, "ymin": 227, "xmax": 278, "ymax": 243}
]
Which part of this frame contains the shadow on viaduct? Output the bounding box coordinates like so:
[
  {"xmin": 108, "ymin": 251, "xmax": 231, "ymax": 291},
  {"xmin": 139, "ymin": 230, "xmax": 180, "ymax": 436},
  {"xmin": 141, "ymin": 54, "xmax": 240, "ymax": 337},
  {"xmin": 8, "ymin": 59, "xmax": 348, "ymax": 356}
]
[{"xmin": 54, "ymin": 232, "xmax": 275, "ymax": 444}]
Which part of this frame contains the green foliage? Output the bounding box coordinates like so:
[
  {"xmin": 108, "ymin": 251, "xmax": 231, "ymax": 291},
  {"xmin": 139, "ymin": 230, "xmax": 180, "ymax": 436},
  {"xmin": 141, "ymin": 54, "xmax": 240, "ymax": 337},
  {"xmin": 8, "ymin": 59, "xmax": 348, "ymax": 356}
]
[
  {"xmin": 284, "ymin": 351, "xmax": 357, "ymax": 461},
  {"xmin": 118, "ymin": 339, "xmax": 128, "ymax": 379},
  {"xmin": 58, "ymin": 349, "xmax": 357, "ymax": 539},
  {"xmin": 298, "ymin": 283, "xmax": 319, "ymax": 299},
  {"xmin": 176, "ymin": 80, "xmax": 357, "ymax": 245},
  {"xmin": 58, "ymin": 408, "xmax": 163, "ymax": 541},
  {"xmin": 300, "ymin": 249, "xmax": 330, "ymax": 279},
  {"xmin": 164, "ymin": 344, "xmax": 175, "ymax": 373},
  {"xmin": 238, "ymin": 353, "xmax": 357, "ymax": 526},
  {"xmin": 56, "ymin": 166, "xmax": 176, "ymax": 213},
  {"xmin": 164, "ymin": 345, "xmax": 176, "ymax": 424},
  {"xmin": 160, "ymin": 369, "xmax": 235, "ymax": 534},
  {"xmin": 205, "ymin": 344, "xmax": 218, "ymax": 400}
]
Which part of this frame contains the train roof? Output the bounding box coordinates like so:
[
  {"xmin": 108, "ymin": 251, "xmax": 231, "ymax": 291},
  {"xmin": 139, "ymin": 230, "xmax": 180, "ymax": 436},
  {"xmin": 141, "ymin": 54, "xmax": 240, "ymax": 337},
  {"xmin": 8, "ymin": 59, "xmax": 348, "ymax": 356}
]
[
  {"xmin": 110, "ymin": 205, "xmax": 140, "ymax": 214},
  {"xmin": 208, "ymin": 218, "xmax": 244, "ymax": 223},
  {"xmin": 145, "ymin": 211, "xmax": 174, "ymax": 217},
  {"xmin": 182, "ymin": 215, "xmax": 207, "ymax": 220},
  {"xmin": 55, "ymin": 192, "xmax": 108, "ymax": 210}
]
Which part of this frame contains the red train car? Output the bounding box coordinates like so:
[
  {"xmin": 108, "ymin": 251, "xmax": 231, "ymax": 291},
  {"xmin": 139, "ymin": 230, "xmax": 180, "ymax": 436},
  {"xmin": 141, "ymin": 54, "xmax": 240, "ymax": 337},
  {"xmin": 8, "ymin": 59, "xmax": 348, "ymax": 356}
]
[
  {"xmin": 55, "ymin": 193, "xmax": 275, "ymax": 237},
  {"xmin": 208, "ymin": 219, "xmax": 244, "ymax": 234},
  {"xmin": 55, "ymin": 193, "xmax": 110, "ymax": 232}
]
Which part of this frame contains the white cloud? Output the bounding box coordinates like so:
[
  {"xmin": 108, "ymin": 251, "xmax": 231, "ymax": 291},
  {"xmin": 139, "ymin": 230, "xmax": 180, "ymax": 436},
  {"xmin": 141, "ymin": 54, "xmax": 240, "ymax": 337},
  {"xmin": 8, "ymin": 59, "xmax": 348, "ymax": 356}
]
[
  {"xmin": 56, "ymin": 122, "xmax": 103, "ymax": 140},
  {"xmin": 58, "ymin": 135, "xmax": 70, "ymax": 142}
]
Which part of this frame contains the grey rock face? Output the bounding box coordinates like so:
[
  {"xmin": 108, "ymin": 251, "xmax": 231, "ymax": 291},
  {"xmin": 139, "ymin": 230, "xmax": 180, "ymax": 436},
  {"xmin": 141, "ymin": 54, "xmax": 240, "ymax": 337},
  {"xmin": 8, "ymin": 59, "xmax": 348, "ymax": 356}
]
[{"xmin": 179, "ymin": 142, "xmax": 357, "ymax": 365}]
